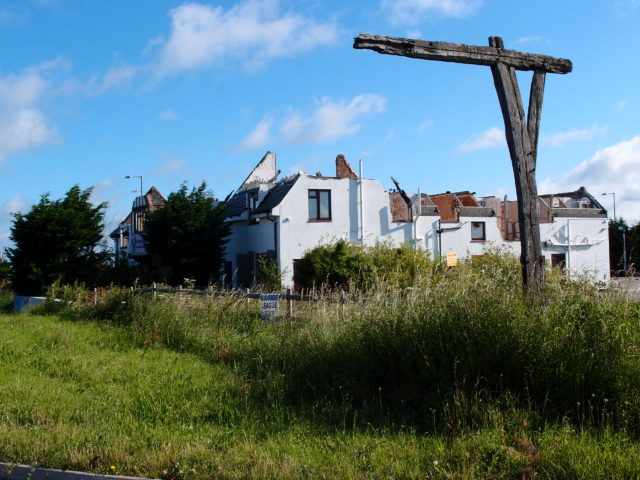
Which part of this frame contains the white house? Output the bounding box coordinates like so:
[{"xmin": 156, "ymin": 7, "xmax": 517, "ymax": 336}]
[
  {"xmin": 110, "ymin": 187, "xmax": 166, "ymax": 262},
  {"xmin": 223, "ymin": 152, "xmax": 610, "ymax": 288}
]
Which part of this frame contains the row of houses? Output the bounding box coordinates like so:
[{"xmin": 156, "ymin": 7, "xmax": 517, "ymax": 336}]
[{"xmin": 112, "ymin": 151, "xmax": 610, "ymax": 287}]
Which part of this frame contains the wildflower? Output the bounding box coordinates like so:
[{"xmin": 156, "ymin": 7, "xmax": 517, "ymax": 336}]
[
  {"xmin": 433, "ymin": 460, "xmax": 439, "ymax": 466},
  {"xmin": 110, "ymin": 465, "xmax": 116, "ymax": 471}
]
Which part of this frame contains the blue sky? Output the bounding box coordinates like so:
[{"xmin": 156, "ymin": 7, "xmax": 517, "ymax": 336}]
[{"xmin": 1, "ymin": 0, "xmax": 639, "ymax": 252}]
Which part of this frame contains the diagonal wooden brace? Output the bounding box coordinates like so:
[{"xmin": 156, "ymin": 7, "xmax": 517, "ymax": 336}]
[{"xmin": 488, "ymin": 36, "xmax": 545, "ymax": 294}]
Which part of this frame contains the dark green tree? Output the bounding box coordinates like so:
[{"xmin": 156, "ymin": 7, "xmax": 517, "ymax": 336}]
[
  {"xmin": 7, "ymin": 185, "xmax": 108, "ymax": 295},
  {"xmin": 608, "ymin": 218, "xmax": 628, "ymax": 275},
  {"xmin": 630, "ymin": 222, "xmax": 640, "ymax": 273},
  {"xmin": 0, "ymin": 257, "xmax": 11, "ymax": 285},
  {"xmin": 608, "ymin": 218, "xmax": 640, "ymax": 276},
  {"xmin": 143, "ymin": 182, "xmax": 230, "ymax": 288}
]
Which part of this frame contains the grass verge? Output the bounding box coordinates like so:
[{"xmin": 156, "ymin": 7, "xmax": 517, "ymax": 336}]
[
  {"xmin": 2, "ymin": 252, "xmax": 640, "ymax": 479},
  {"xmin": 2, "ymin": 314, "xmax": 640, "ymax": 479}
]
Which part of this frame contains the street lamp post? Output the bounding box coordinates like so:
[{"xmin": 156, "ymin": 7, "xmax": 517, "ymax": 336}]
[
  {"xmin": 601, "ymin": 192, "xmax": 616, "ymax": 220},
  {"xmin": 125, "ymin": 175, "xmax": 143, "ymax": 195},
  {"xmin": 618, "ymin": 225, "xmax": 628, "ymax": 275}
]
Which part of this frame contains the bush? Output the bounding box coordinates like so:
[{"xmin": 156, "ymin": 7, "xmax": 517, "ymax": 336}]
[
  {"xmin": 0, "ymin": 287, "xmax": 13, "ymax": 313},
  {"xmin": 293, "ymin": 240, "xmax": 441, "ymax": 290},
  {"xmin": 256, "ymin": 255, "xmax": 283, "ymax": 291}
]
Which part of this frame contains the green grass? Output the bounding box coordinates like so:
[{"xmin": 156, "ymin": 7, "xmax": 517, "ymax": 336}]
[
  {"xmin": 2, "ymin": 253, "xmax": 640, "ymax": 479},
  {"xmin": 2, "ymin": 313, "xmax": 640, "ymax": 479}
]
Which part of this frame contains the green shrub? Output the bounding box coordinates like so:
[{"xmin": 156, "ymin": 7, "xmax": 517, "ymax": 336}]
[
  {"xmin": 293, "ymin": 240, "xmax": 440, "ymax": 290},
  {"xmin": 256, "ymin": 255, "xmax": 283, "ymax": 292},
  {"xmin": 0, "ymin": 287, "xmax": 13, "ymax": 313}
]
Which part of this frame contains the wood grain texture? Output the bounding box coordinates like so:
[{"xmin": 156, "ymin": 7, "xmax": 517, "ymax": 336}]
[
  {"xmin": 489, "ymin": 38, "xmax": 545, "ymax": 294},
  {"xmin": 527, "ymin": 71, "xmax": 546, "ymax": 167},
  {"xmin": 354, "ymin": 34, "xmax": 572, "ymax": 74}
]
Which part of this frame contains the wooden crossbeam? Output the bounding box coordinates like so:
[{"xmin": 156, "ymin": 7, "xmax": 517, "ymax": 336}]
[{"xmin": 354, "ymin": 34, "xmax": 572, "ymax": 74}]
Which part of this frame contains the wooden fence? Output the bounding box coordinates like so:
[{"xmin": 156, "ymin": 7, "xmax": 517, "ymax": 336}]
[{"xmin": 128, "ymin": 284, "xmax": 351, "ymax": 319}]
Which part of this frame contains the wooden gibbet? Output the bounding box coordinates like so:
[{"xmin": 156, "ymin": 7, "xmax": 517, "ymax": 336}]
[{"xmin": 354, "ymin": 34, "xmax": 573, "ymax": 295}]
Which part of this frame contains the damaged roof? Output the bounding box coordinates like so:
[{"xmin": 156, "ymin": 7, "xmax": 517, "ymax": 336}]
[
  {"xmin": 254, "ymin": 174, "xmax": 300, "ymax": 214},
  {"xmin": 224, "ymin": 174, "xmax": 301, "ymax": 218}
]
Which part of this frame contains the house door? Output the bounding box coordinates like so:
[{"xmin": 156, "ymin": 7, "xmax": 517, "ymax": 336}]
[{"xmin": 551, "ymin": 253, "xmax": 566, "ymax": 270}]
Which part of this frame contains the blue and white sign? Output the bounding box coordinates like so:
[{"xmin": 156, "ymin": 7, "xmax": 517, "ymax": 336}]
[
  {"xmin": 131, "ymin": 234, "xmax": 147, "ymax": 255},
  {"xmin": 259, "ymin": 294, "xmax": 280, "ymax": 319}
]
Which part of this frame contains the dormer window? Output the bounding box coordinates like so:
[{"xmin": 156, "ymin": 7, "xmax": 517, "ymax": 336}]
[{"xmin": 248, "ymin": 190, "xmax": 259, "ymax": 211}]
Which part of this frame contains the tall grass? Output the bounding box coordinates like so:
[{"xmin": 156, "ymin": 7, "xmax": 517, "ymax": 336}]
[
  {"xmin": 250, "ymin": 253, "xmax": 640, "ymax": 432},
  {"xmin": 0, "ymin": 287, "xmax": 13, "ymax": 313},
  {"xmin": 5, "ymin": 251, "xmax": 640, "ymax": 478},
  {"xmin": 35, "ymin": 251, "xmax": 640, "ymax": 434}
]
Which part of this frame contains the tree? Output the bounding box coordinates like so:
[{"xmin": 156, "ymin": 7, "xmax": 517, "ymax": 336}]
[
  {"xmin": 0, "ymin": 257, "xmax": 11, "ymax": 286},
  {"xmin": 608, "ymin": 218, "xmax": 640, "ymax": 276},
  {"xmin": 630, "ymin": 223, "xmax": 640, "ymax": 273},
  {"xmin": 7, "ymin": 185, "xmax": 108, "ymax": 295},
  {"xmin": 143, "ymin": 182, "xmax": 230, "ymax": 288},
  {"xmin": 608, "ymin": 218, "xmax": 628, "ymax": 275}
]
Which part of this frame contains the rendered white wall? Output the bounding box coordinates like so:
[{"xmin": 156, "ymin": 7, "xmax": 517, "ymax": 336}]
[{"xmin": 225, "ymin": 173, "xmax": 610, "ymax": 287}]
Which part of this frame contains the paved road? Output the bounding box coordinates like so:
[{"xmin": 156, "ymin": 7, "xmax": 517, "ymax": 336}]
[
  {"xmin": 0, "ymin": 462, "xmax": 157, "ymax": 480},
  {"xmin": 611, "ymin": 277, "xmax": 640, "ymax": 302}
]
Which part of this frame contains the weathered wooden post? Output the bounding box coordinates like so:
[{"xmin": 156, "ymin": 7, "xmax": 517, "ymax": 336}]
[
  {"xmin": 286, "ymin": 287, "xmax": 293, "ymax": 317},
  {"xmin": 353, "ymin": 34, "xmax": 572, "ymax": 295}
]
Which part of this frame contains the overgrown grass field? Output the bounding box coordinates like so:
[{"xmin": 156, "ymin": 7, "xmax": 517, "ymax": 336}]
[{"xmin": 2, "ymin": 253, "xmax": 640, "ymax": 479}]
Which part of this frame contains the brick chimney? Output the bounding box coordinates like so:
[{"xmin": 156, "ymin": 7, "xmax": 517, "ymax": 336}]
[{"xmin": 335, "ymin": 154, "xmax": 358, "ymax": 179}]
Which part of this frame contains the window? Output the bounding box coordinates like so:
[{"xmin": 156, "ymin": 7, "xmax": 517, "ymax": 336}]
[
  {"xmin": 471, "ymin": 221, "xmax": 486, "ymax": 241},
  {"xmin": 135, "ymin": 211, "xmax": 145, "ymax": 233},
  {"xmin": 247, "ymin": 190, "xmax": 258, "ymax": 210},
  {"xmin": 308, "ymin": 189, "xmax": 331, "ymax": 221}
]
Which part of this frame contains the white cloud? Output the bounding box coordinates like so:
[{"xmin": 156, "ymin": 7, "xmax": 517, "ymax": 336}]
[
  {"xmin": 2, "ymin": 195, "xmax": 29, "ymax": 216},
  {"xmin": 95, "ymin": 65, "xmax": 137, "ymax": 93},
  {"xmin": 417, "ymin": 119, "xmax": 434, "ymax": 133},
  {"xmin": 0, "ymin": 195, "xmax": 31, "ymax": 252},
  {"xmin": 458, "ymin": 126, "xmax": 505, "ymax": 153},
  {"xmin": 382, "ymin": 0, "xmax": 482, "ymax": 26},
  {"xmin": 614, "ymin": 0, "xmax": 640, "ymax": 13},
  {"xmin": 60, "ymin": 64, "xmax": 139, "ymax": 96},
  {"xmin": 0, "ymin": 72, "xmax": 57, "ymax": 164},
  {"xmin": 89, "ymin": 179, "xmax": 118, "ymax": 207},
  {"xmin": 238, "ymin": 94, "xmax": 386, "ymax": 149},
  {"xmin": 239, "ymin": 115, "xmax": 274, "ymax": 150},
  {"xmin": 514, "ymin": 35, "xmax": 545, "ymax": 45},
  {"xmin": 616, "ymin": 100, "xmax": 627, "ymax": 112},
  {"xmin": 157, "ymin": 153, "xmax": 188, "ymax": 174},
  {"xmin": 0, "ymin": 72, "xmax": 46, "ymax": 107},
  {"xmin": 541, "ymin": 126, "xmax": 607, "ymax": 147},
  {"xmin": 280, "ymin": 94, "xmax": 386, "ymax": 144},
  {"xmin": 540, "ymin": 136, "xmax": 640, "ymax": 222},
  {"xmin": 157, "ymin": 0, "xmax": 339, "ymax": 74},
  {"xmin": 360, "ymin": 128, "xmax": 395, "ymax": 157},
  {"xmin": 159, "ymin": 109, "xmax": 178, "ymax": 121}
]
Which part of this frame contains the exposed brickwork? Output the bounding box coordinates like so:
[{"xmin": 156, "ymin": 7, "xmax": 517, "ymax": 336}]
[
  {"xmin": 389, "ymin": 192, "xmax": 412, "ymax": 222},
  {"xmin": 335, "ymin": 154, "xmax": 358, "ymax": 180},
  {"xmin": 455, "ymin": 192, "xmax": 479, "ymax": 207},
  {"xmin": 429, "ymin": 193, "xmax": 459, "ymax": 223}
]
